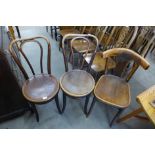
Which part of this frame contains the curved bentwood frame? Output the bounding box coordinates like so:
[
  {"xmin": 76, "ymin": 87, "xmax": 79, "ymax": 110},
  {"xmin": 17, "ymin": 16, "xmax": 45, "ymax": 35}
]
[
  {"xmin": 86, "ymin": 48, "xmax": 150, "ymax": 126},
  {"xmin": 61, "ymin": 34, "xmax": 99, "ymax": 114},
  {"xmin": 9, "ymin": 36, "xmax": 62, "ymax": 122},
  {"xmin": 62, "ymin": 33, "xmax": 99, "ymax": 72},
  {"xmin": 9, "ymin": 36, "xmax": 51, "ymax": 79}
]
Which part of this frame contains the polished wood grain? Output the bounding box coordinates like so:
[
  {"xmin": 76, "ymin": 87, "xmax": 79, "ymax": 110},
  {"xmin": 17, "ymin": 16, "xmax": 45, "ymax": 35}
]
[
  {"xmin": 60, "ymin": 69, "xmax": 95, "ymax": 97},
  {"xmin": 22, "ymin": 74, "xmax": 59, "ymax": 103},
  {"xmin": 94, "ymin": 75, "xmax": 130, "ymax": 108}
]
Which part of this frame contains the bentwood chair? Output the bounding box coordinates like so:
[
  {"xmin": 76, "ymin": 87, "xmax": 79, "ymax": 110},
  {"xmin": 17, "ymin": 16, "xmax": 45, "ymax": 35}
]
[
  {"xmin": 60, "ymin": 34, "xmax": 98, "ymax": 114},
  {"xmin": 9, "ymin": 36, "xmax": 62, "ymax": 122},
  {"xmin": 85, "ymin": 48, "xmax": 150, "ymax": 127},
  {"xmin": 59, "ymin": 26, "xmax": 86, "ymax": 50},
  {"xmin": 68, "ymin": 27, "xmax": 102, "ymax": 65}
]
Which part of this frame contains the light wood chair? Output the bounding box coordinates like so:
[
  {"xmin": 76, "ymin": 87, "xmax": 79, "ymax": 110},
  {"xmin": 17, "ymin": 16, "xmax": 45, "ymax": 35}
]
[
  {"xmin": 117, "ymin": 85, "xmax": 155, "ymax": 127},
  {"xmin": 84, "ymin": 48, "xmax": 150, "ymax": 126},
  {"xmin": 60, "ymin": 34, "xmax": 98, "ymax": 114},
  {"xmin": 9, "ymin": 36, "xmax": 63, "ymax": 122}
]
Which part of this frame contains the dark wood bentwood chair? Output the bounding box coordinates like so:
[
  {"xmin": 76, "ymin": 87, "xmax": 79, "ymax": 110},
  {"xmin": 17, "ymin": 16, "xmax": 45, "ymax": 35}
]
[
  {"xmin": 60, "ymin": 34, "xmax": 99, "ymax": 114},
  {"xmin": 9, "ymin": 36, "xmax": 62, "ymax": 122},
  {"xmin": 85, "ymin": 48, "xmax": 150, "ymax": 126}
]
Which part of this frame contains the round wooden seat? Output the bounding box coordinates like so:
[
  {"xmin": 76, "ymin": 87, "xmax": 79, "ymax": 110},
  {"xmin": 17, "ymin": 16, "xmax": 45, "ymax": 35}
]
[
  {"xmin": 60, "ymin": 29, "xmax": 80, "ymax": 37},
  {"xmin": 84, "ymin": 52, "xmax": 116, "ymax": 72},
  {"xmin": 60, "ymin": 69, "xmax": 95, "ymax": 97},
  {"xmin": 22, "ymin": 74, "xmax": 59, "ymax": 103},
  {"xmin": 94, "ymin": 75, "xmax": 130, "ymax": 108},
  {"xmin": 72, "ymin": 39, "xmax": 96, "ymax": 53}
]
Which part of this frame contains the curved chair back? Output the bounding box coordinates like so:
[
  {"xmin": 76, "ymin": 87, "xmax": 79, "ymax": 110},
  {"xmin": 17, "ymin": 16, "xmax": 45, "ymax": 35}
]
[
  {"xmin": 125, "ymin": 26, "xmax": 139, "ymax": 48},
  {"xmin": 62, "ymin": 34, "xmax": 99, "ymax": 72},
  {"xmin": 102, "ymin": 48, "xmax": 150, "ymax": 81},
  {"xmin": 9, "ymin": 36, "xmax": 51, "ymax": 80}
]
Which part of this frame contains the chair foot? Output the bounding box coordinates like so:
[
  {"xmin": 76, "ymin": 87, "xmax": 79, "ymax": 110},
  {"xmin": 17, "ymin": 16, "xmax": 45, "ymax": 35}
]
[
  {"xmin": 84, "ymin": 95, "xmax": 96, "ymax": 117},
  {"xmin": 110, "ymin": 108, "xmax": 124, "ymax": 127},
  {"xmin": 61, "ymin": 92, "xmax": 67, "ymax": 114},
  {"xmin": 31, "ymin": 104, "xmax": 39, "ymax": 122},
  {"xmin": 55, "ymin": 94, "xmax": 62, "ymax": 114}
]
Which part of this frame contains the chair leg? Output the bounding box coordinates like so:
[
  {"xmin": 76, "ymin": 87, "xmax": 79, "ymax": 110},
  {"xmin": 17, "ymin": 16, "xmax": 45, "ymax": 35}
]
[
  {"xmin": 31, "ymin": 104, "xmax": 39, "ymax": 122},
  {"xmin": 61, "ymin": 92, "xmax": 67, "ymax": 114},
  {"xmin": 117, "ymin": 107, "xmax": 144, "ymax": 123},
  {"xmin": 59, "ymin": 36, "xmax": 62, "ymax": 50},
  {"xmin": 55, "ymin": 94, "xmax": 62, "ymax": 114},
  {"xmin": 110, "ymin": 108, "xmax": 124, "ymax": 127},
  {"xmin": 46, "ymin": 26, "xmax": 48, "ymax": 32},
  {"xmin": 28, "ymin": 103, "xmax": 34, "ymax": 114},
  {"xmin": 84, "ymin": 94, "xmax": 91, "ymax": 115},
  {"xmin": 84, "ymin": 96, "xmax": 96, "ymax": 117},
  {"xmin": 54, "ymin": 26, "xmax": 58, "ymax": 41},
  {"xmin": 50, "ymin": 26, "xmax": 53, "ymax": 38}
]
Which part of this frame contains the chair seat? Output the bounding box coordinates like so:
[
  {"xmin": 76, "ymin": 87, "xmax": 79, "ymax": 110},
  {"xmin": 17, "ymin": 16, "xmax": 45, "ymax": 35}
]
[
  {"xmin": 72, "ymin": 40, "xmax": 96, "ymax": 53},
  {"xmin": 22, "ymin": 74, "xmax": 59, "ymax": 103},
  {"xmin": 84, "ymin": 52, "xmax": 116, "ymax": 72},
  {"xmin": 60, "ymin": 29, "xmax": 80, "ymax": 37},
  {"xmin": 60, "ymin": 69, "xmax": 95, "ymax": 97},
  {"xmin": 94, "ymin": 75, "xmax": 130, "ymax": 108}
]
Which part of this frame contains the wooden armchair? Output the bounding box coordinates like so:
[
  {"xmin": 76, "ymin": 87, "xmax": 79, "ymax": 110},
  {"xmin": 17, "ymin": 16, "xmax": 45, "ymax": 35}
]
[{"xmin": 84, "ymin": 48, "xmax": 150, "ymax": 127}]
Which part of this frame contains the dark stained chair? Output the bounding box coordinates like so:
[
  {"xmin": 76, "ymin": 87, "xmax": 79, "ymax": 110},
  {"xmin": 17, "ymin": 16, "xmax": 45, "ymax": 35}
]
[
  {"xmin": 9, "ymin": 36, "xmax": 62, "ymax": 122},
  {"xmin": 84, "ymin": 48, "xmax": 150, "ymax": 126},
  {"xmin": 60, "ymin": 34, "xmax": 99, "ymax": 114}
]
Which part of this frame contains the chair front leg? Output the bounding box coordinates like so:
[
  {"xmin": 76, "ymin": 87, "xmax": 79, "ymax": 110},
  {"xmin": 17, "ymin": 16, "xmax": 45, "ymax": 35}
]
[
  {"xmin": 31, "ymin": 103, "xmax": 39, "ymax": 122},
  {"xmin": 84, "ymin": 95, "xmax": 96, "ymax": 117},
  {"xmin": 110, "ymin": 108, "xmax": 124, "ymax": 127},
  {"xmin": 61, "ymin": 92, "xmax": 67, "ymax": 114},
  {"xmin": 55, "ymin": 94, "xmax": 62, "ymax": 114},
  {"xmin": 50, "ymin": 26, "xmax": 53, "ymax": 38}
]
